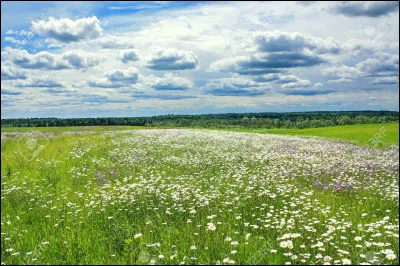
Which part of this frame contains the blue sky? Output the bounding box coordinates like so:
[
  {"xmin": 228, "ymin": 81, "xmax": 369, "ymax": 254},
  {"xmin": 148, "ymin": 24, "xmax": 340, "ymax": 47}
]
[{"xmin": 1, "ymin": 1, "xmax": 399, "ymax": 118}]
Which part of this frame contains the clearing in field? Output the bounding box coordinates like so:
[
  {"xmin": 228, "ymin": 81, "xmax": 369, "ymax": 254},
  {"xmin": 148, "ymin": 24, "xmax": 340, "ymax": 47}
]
[{"xmin": 1, "ymin": 129, "xmax": 398, "ymax": 265}]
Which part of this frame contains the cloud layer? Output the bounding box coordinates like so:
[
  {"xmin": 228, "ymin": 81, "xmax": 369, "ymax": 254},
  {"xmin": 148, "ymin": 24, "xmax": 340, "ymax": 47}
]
[{"xmin": 1, "ymin": 1, "xmax": 398, "ymax": 118}]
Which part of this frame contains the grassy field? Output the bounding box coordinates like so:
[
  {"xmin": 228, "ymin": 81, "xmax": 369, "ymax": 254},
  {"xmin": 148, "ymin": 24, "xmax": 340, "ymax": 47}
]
[
  {"xmin": 220, "ymin": 122, "xmax": 399, "ymax": 148},
  {"xmin": 2, "ymin": 122, "xmax": 398, "ymax": 148},
  {"xmin": 1, "ymin": 126, "xmax": 398, "ymax": 265}
]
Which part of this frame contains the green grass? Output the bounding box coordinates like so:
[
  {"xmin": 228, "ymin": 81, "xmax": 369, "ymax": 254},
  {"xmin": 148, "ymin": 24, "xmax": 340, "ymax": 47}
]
[
  {"xmin": 218, "ymin": 122, "xmax": 399, "ymax": 148},
  {"xmin": 1, "ymin": 128, "xmax": 398, "ymax": 265},
  {"xmin": 2, "ymin": 123, "xmax": 399, "ymax": 148}
]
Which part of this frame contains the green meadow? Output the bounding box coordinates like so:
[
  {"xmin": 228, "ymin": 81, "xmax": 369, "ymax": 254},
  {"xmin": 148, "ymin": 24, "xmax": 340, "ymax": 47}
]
[
  {"xmin": 221, "ymin": 123, "xmax": 399, "ymax": 148},
  {"xmin": 2, "ymin": 122, "xmax": 398, "ymax": 147},
  {"xmin": 1, "ymin": 124, "xmax": 399, "ymax": 265}
]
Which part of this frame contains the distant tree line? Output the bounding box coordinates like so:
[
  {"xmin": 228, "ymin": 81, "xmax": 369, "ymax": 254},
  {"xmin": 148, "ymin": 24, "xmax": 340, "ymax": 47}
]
[{"xmin": 1, "ymin": 111, "xmax": 398, "ymax": 129}]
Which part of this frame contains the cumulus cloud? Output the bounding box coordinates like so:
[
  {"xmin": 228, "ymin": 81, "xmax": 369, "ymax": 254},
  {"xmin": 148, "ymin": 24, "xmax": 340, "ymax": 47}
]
[
  {"xmin": 201, "ymin": 77, "xmax": 270, "ymax": 96},
  {"xmin": 278, "ymin": 80, "xmax": 334, "ymax": 96},
  {"xmin": 209, "ymin": 31, "xmax": 340, "ymax": 75},
  {"xmin": 88, "ymin": 67, "xmax": 140, "ymax": 88},
  {"xmin": 146, "ymin": 47, "xmax": 198, "ymax": 70},
  {"xmin": 278, "ymin": 89, "xmax": 335, "ymax": 96},
  {"xmin": 31, "ymin": 16, "xmax": 103, "ymax": 43},
  {"xmin": 331, "ymin": 1, "xmax": 399, "ymax": 17},
  {"xmin": 4, "ymin": 36, "xmax": 29, "ymax": 46},
  {"xmin": 131, "ymin": 93, "xmax": 197, "ymax": 100},
  {"xmin": 371, "ymin": 77, "xmax": 399, "ymax": 85},
  {"xmin": 275, "ymin": 75, "xmax": 305, "ymax": 84},
  {"xmin": 253, "ymin": 31, "xmax": 341, "ymax": 54},
  {"xmin": 61, "ymin": 51, "xmax": 104, "ymax": 69},
  {"xmin": 323, "ymin": 56, "xmax": 399, "ymax": 83},
  {"xmin": 1, "ymin": 48, "xmax": 60, "ymax": 69},
  {"xmin": 254, "ymin": 74, "xmax": 311, "ymax": 84},
  {"xmin": 42, "ymin": 87, "xmax": 78, "ymax": 94},
  {"xmin": 13, "ymin": 77, "xmax": 65, "ymax": 88},
  {"xmin": 281, "ymin": 79, "xmax": 312, "ymax": 89},
  {"xmin": 210, "ymin": 52, "xmax": 325, "ymax": 75},
  {"xmin": 1, "ymin": 48, "xmax": 104, "ymax": 70},
  {"xmin": 252, "ymin": 73, "xmax": 282, "ymax": 82},
  {"xmin": 253, "ymin": 74, "xmax": 314, "ymax": 86},
  {"xmin": 88, "ymin": 78, "xmax": 117, "ymax": 88},
  {"xmin": 314, "ymin": 82, "xmax": 324, "ymax": 88},
  {"xmin": 1, "ymin": 88, "xmax": 22, "ymax": 95},
  {"xmin": 356, "ymin": 53, "xmax": 399, "ymax": 77},
  {"xmin": 327, "ymin": 78, "xmax": 354, "ymax": 83},
  {"xmin": 322, "ymin": 65, "xmax": 361, "ymax": 78},
  {"xmin": 144, "ymin": 73, "xmax": 193, "ymax": 91},
  {"xmin": 322, "ymin": 65, "xmax": 361, "ymax": 83},
  {"xmin": 118, "ymin": 49, "xmax": 139, "ymax": 63},
  {"xmin": 1, "ymin": 65, "xmax": 27, "ymax": 80}
]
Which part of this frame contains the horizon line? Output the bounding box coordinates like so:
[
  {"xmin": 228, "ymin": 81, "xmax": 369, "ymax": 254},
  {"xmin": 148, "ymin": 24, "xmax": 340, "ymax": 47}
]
[{"xmin": 1, "ymin": 110, "xmax": 399, "ymax": 120}]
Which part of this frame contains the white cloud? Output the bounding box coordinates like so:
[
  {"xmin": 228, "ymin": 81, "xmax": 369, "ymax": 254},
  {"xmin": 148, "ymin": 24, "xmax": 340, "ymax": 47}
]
[
  {"xmin": 31, "ymin": 16, "xmax": 103, "ymax": 43},
  {"xmin": 118, "ymin": 49, "xmax": 139, "ymax": 63},
  {"xmin": 2, "ymin": 48, "xmax": 104, "ymax": 70},
  {"xmin": 252, "ymin": 31, "xmax": 341, "ymax": 54},
  {"xmin": 146, "ymin": 47, "xmax": 198, "ymax": 70},
  {"xmin": 1, "ymin": 65, "xmax": 27, "ymax": 80},
  {"xmin": 13, "ymin": 77, "xmax": 65, "ymax": 88},
  {"xmin": 145, "ymin": 73, "xmax": 193, "ymax": 91},
  {"xmin": 330, "ymin": 1, "xmax": 399, "ymax": 17},
  {"xmin": 201, "ymin": 77, "xmax": 270, "ymax": 96},
  {"xmin": 278, "ymin": 80, "xmax": 334, "ymax": 96},
  {"xmin": 328, "ymin": 78, "xmax": 354, "ymax": 83},
  {"xmin": 0, "ymin": 1, "xmax": 398, "ymax": 117},
  {"xmin": 209, "ymin": 31, "xmax": 343, "ymax": 75},
  {"xmin": 91, "ymin": 35, "xmax": 135, "ymax": 49},
  {"xmin": 281, "ymin": 79, "xmax": 312, "ymax": 89},
  {"xmin": 356, "ymin": 53, "xmax": 399, "ymax": 77},
  {"xmin": 322, "ymin": 65, "xmax": 361, "ymax": 83},
  {"xmin": 372, "ymin": 77, "xmax": 399, "ymax": 85},
  {"xmin": 88, "ymin": 67, "xmax": 140, "ymax": 88},
  {"xmin": 209, "ymin": 52, "xmax": 325, "ymax": 75}
]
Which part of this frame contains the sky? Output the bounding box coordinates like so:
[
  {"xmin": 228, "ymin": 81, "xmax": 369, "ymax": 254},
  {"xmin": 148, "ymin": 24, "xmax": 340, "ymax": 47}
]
[{"xmin": 1, "ymin": 1, "xmax": 399, "ymax": 118}]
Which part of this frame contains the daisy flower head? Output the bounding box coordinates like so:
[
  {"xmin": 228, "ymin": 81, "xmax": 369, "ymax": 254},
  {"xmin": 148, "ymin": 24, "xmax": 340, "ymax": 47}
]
[
  {"xmin": 386, "ymin": 253, "xmax": 396, "ymax": 260},
  {"xmin": 342, "ymin": 258, "xmax": 351, "ymax": 265},
  {"xmin": 208, "ymin": 222, "xmax": 216, "ymax": 231},
  {"xmin": 280, "ymin": 241, "xmax": 288, "ymax": 248}
]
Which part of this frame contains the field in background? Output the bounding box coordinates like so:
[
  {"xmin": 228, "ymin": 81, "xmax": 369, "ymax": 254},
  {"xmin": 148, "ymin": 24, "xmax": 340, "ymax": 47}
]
[
  {"xmin": 2, "ymin": 123, "xmax": 398, "ymax": 148},
  {"xmin": 222, "ymin": 123, "xmax": 399, "ymax": 148}
]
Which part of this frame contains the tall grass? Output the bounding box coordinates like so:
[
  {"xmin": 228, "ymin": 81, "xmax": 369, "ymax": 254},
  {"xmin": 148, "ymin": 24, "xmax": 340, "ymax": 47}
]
[{"xmin": 1, "ymin": 129, "xmax": 398, "ymax": 265}]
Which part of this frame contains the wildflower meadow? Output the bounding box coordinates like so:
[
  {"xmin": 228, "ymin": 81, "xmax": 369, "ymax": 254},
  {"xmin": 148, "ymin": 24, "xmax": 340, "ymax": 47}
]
[{"xmin": 1, "ymin": 129, "xmax": 398, "ymax": 265}]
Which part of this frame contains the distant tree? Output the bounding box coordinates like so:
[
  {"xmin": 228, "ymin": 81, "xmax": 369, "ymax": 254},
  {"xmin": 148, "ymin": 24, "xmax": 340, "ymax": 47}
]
[
  {"xmin": 243, "ymin": 117, "xmax": 250, "ymax": 128},
  {"xmin": 251, "ymin": 116, "xmax": 257, "ymax": 128},
  {"xmin": 273, "ymin": 119, "xmax": 280, "ymax": 128},
  {"xmin": 1, "ymin": 111, "xmax": 398, "ymax": 129}
]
